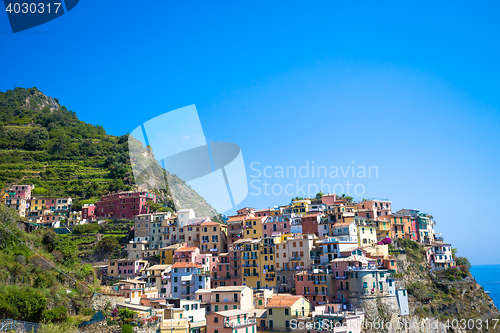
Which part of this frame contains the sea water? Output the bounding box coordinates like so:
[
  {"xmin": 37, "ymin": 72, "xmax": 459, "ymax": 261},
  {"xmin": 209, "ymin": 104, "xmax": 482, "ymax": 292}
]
[{"xmin": 470, "ymin": 265, "xmax": 500, "ymax": 307}]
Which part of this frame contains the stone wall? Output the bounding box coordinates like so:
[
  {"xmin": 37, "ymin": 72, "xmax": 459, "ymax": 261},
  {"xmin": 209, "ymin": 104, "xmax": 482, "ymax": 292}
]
[
  {"xmin": 79, "ymin": 321, "xmax": 121, "ymax": 333},
  {"xmin": 134, "ymin": 325, "xmax": 160, "ymax": 333},
  {"xmin": 85, "ymin": 294, "xmax": 124, "ymax": 311}
]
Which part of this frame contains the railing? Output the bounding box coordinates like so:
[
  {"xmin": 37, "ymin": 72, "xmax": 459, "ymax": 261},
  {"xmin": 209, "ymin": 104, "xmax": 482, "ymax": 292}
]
[
  {"xmin": 290, "ymin": 256, "xmax": 301, "ymax": 261},
  {"xmin": 224, "ymin": 319, "xmax": 256, "ymax": 328},
  {"xmin": 347, "ymin": 265, "xmax": 378, "ymax": 271},
  {"xmin": 0, "ymin": 319, "xmax": 41, "ymax": 332}
]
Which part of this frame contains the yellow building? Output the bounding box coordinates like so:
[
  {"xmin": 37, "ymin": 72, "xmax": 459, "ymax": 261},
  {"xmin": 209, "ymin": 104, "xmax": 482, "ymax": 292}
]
[
  {"xmin": 290, "ymin": 199, "xmax": 311, "ymax": 216},
  {"xmin": 160, "ymin": 243, "xmax": 184, "ymax": 265},
  {"xmin": 240, "ymin": 238, "xmax": 276, "ymax": 290},
  {"xmin": 29, "ymin": 198, "xmax": 48, "ymax": 211},
  {"xmin": 377, "ymin": 218, "xmax": 393, "ymax": 240},
  {"xmin": 242, "ymin": 217, "xmax": 265, "ymax": 239},
  {"xmin": 200, "ymin": 221, "xmax": 227, "ymax": 255},
  {"xmin": 265, "ymin": 295, "xmax": 311, "ymax": 331}
]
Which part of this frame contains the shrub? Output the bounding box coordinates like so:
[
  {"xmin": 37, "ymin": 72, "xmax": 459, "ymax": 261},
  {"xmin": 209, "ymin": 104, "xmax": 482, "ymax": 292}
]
[
  {"xmin": 42, "ymin": 306, "xmax": 68, "ymax": 323},
  {"xmin": 38, "ymin": 322, "xmax": 78, "ymax": 333},
  {"xmin": 444, "ymin": 267, "xmax": 462, "ymax": 281},
  {"xmin": 455, "ymin": 256, "xmax": 471, "ymax": 270},
  {"xmin": 82, "ymin": 308, "xmax": 94, "ymax": 316},
  {"xmin": 407, "ymin": 281, "xmax": 430, "ymax": 302},
  {"xmin": 122, "ymin": 324, "xmax": 133, "ymax": 333}
]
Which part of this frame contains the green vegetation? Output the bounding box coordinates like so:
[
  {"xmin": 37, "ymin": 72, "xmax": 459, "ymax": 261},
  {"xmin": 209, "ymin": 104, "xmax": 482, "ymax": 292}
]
[
  {"xmin": 0, "ymin": 204, "xmax": 98, "ymax": 323},
  {"xmin": 0, "ymin": 87, "xmax": 220, "ymax": 217},
  {"xmin": 122, "ymin": 324, "xmax": 133, "ymax": 333},
  {"xmin": 42, "ymin": 306, "xmax": 68, "ymax": 323}
]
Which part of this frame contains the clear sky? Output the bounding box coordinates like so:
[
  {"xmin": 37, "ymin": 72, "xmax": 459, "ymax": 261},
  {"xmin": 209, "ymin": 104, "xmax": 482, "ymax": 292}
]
[{"xmin": 1, "ymin": 1, "xmax": 499, "ymax": 264}]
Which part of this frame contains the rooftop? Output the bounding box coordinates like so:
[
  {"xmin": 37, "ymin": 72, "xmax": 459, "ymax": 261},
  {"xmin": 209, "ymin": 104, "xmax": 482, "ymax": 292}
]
[
  {"xmin": 171, "ymin": 262, "xmax": 203, "ymax": 269},
  {"xmin": 215, "ymin": 309, "xmax": 253, "ymax": 317},
  {"xmin": 267, "ymin": 295, "xmax": 304, "ymax": 308},
  {"xmin": 175, "ymin": 247, "xmax": 198, "ymax": 252},
  {"xmin": 214, "ymin": 286, "xmax": 248, "ymax": 292}
]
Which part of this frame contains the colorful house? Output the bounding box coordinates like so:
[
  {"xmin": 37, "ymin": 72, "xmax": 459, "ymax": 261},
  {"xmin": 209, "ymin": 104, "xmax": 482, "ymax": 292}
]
[
  {"xmin": 265, "ymin": 295, "xmax": 311, "ymax": 332},
  {"xmin": 425, "ymin": 241, "xmax": 455, "ymax": 270},
  {"xmin": 95, "ymin": 190, "xmax": 157, "ymax": 219},
  {"xmin": 206, "ymin": 310, "xmax": 257, "ymax": 333}
]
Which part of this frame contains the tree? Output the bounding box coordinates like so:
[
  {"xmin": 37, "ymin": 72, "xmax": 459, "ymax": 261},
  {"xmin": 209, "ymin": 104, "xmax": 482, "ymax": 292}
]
[
  {"xmin": 146, "ymin": 200, "xmax": 162, "ymax": 213},
  {"xmin": 25, "ymin": 128, "xmax": 49, "ymax": 150},
  {"xmin": 315, "ymin": 192, "xmax": 324, "ymax": 200},
  {"xmin": 451, "ymin": 247, "xmax": 457, "ymax": 259},
  {"xmin": 42, "ymin": 306, "xmax": 68, "ymax": 323},
  {"xmin": 98, "ymin": 237, "xmax": 120, "ymax": 253},
  {"xmin": 456, "ymin": 256, "xmax": 471, "ymax": 270}
]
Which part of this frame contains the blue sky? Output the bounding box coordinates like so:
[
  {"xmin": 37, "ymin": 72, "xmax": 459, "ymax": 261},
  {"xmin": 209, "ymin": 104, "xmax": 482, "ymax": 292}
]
[{"xmin": 1, "ymin": 1, "xmax": 499, "ymax": 264}]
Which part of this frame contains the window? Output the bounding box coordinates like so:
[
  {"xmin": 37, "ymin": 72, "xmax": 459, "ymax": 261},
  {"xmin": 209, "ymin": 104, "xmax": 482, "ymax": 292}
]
[
  {"xmin": 285, "ymin": 321, "xmax": 290, "ymax": 328},
  {"xmin": 268, "ymin": 309, "xmax": 273, "ymax": 315},
  {"xmin": 214, "ymin": 317, "xmax": 218, "ymax": 323},
  {"xmin": 284, "ymin": 309, "xmax": 289, "ymax": 315},
  {"xmin": 258, "ymin": 299, "xmax": 262, "ymax": 306},
  {"xmin": 215, "ymin": 305, "xmax": 219, "ymax": 312}
]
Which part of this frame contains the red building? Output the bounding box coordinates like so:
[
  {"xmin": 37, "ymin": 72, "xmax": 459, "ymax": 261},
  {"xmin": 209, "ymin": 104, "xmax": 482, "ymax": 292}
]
[
  {"xmin": 301, "ymin": 213, "xmax": 322, "ymax": 236},
  {"xmin": 82, "ymin": 204, "xmax": 96, "ymax": 221},
  {"xmin": 95, "ymin": 190, "xmax": 158, "ymax": 219}
]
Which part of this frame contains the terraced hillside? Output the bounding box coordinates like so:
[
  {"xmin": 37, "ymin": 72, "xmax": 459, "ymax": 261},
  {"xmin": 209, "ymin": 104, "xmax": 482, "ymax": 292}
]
[{"xmin": 0, "ymin": 87, "xmax": 218, "ymax": 217}]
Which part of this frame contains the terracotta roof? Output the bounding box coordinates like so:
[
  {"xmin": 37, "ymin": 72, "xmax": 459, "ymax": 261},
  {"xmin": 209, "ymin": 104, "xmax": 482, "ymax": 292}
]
[
  {"xmin": 201, "ymin": 221, "xmax": 221, "ymax": 226},
  {"xmin": 171, "ymin": 262, "xmax": 203, "ymax": 268},
  {"xmin": 332, "ymin": 221, "xmax": 354, "ymax": 227},
  {"xmin": 266, "ymin": 295, "xmax": 304, "ymax": 308},
  {"xmin": 303, "ymin": 213, "xmax": 321, "ymax": 218},
  {"xmin": 227, "ymin": 215, "xmax": 247, "ymax": 222},
  {"xmin": 175, "ymin": 247, "xmax": 198, "ymax": 252}
]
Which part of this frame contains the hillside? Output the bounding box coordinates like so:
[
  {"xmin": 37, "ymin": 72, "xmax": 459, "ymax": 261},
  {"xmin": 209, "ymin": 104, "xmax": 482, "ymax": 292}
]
[
  {"xmin": 0, "ymin": 204, "xmax": 98, "ymax": 323},
  {"xmin": 361, "ymin": 239, "xmax": 500, "ymax": 333},
  {"xmin": 0, "ymin": 87, "xmax": 218, "ymax": 217}
]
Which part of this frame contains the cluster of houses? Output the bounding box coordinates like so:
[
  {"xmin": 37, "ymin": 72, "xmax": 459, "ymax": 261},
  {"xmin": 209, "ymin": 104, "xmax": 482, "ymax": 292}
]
[{"xmin": 2, "ymin": 185, "xmax": 456, "ymax": 332}]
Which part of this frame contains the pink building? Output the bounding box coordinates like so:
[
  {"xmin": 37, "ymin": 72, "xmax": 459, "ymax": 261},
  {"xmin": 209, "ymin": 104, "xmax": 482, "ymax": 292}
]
[
  {"xmin": 262, "ymin": 215, "xmax": 291, "ymax": 238},
  {"xmin": 330, "ymin": 249, "xmax": 377, "ymax": 304},
  {"xmin": 355, "ymin": 199, "xmax": 391, "ymax": 220},
  {"xmin": 196, "ymin": 253, "xmax": 218, "ymax": 273},
  {"xmin": 108, "ymin": 259, "xmax": 148, "ymax": 278},
  {"xmin": 95, "ymin": 190, "xmax": 158, "ymax": 219},
  {"xmin": 8, "ymin": 184, "xmax": 33, "ymax": 200},
  {"xmin": 425, "ymin": 241, "xmax": 455, "ymax": 270},
  {"xmin": 82, "ymin": 204, "xmax": 96, "ymax": 221},
  {"xmin": 295, "ymin": 269, "xmax": 332, "ymax": 307},
  {"xmin": 173, "ymin": 246, "xmax": 200, "ymax": 263},
  {"xmin": 206, "ymin": 310, "xmax": 257, "ymax": 333},
  {"xmin": 321, "ymin": 194, "xmax": 337, "ymax": 206}
]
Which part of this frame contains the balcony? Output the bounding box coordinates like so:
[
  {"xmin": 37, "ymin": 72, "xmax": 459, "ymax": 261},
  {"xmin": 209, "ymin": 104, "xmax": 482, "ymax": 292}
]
[
  {"xmin": 313, "ymin": 280, "xmax": 327, "ymax": 285},
  {"xmin": 242, "ymin": 263, "xmax": 258, "ymax": 268},
  {"xmin": 347, "ymin": 265, "xmax": 378, "ymax": 271},
  {"xmin": 304, "ymin": 291, "xmax": 327, "ymax": 296},
  {"xmin": 290, "ymin": 256, "xmax": 301, "ymax": 261},
  {"xmin": 181, "ymin": 281, "xmax": 193, "ymax": 285},
  {"xmin": 265, "ymin": 277, "xmax": 274, "ymax": 281},
  {"xmin": 223, "ymin": 319, "xmax": 256, "ymax": 328}
]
